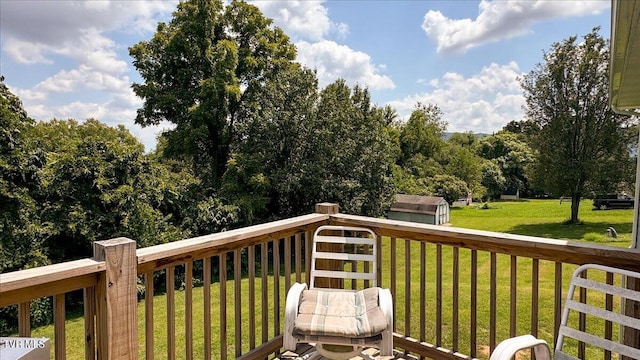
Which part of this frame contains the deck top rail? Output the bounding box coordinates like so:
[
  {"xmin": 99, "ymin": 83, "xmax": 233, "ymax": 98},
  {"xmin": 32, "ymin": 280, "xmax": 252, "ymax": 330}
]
[{"xmin": 329, "ymin": 213, "xmax": 640, "ymax": 270}]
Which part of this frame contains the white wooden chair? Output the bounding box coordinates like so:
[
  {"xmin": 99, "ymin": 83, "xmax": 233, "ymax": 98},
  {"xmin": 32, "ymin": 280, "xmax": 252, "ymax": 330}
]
[
  {"xmin": 490, "ymin": 264, "xmax": 640, "ymax": 360},
  {"xmin": 284, "ymin": 225, "xmax": 393, "ymax": 359}
]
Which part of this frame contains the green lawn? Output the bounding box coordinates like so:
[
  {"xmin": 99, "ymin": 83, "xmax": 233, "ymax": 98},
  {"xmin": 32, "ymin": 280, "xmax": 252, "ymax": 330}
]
[
  {"xmin": 26, "ymin": 199, "xmax": 635, "ymax": 359},
  {"xmin": 451, "ymin": 198, "xmax": 633, "ymax": 246}
]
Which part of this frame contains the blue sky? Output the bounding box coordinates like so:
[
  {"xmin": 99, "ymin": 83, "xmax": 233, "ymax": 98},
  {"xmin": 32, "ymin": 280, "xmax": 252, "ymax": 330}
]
[{"xmin": 0, "ymin": 0, "xmax": 611, "ymax": 152}]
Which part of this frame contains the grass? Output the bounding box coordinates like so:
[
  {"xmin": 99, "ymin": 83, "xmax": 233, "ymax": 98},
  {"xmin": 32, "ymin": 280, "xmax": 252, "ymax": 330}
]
[
  {"xmin": 451, "ymin": 199, "xmax": 633, "ymax": 246},
  {"xmin": 23, "ymin": 199, "xmax": 635, "ymax": 359}
]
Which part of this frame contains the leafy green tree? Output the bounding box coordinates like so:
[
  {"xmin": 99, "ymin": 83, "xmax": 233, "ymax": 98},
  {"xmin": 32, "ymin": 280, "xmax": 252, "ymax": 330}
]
[
  {"xmin": 520, "ymin": 28, "xmax": 632, "ymax": 223},
  {"xmin": 448, "ymin": 131, "xmax": 478, "ymax": 149},
  {"xmin": 304, "ymin": 81, "xmax": 396, "ymax": 216},
  {"xmin": 441, "ymin": 144, "xmax": 483, "ymax": 195},
  {"xmin": 228, "ymin": 64, "xmax": 318, "ymax": 219},
  {"xmin": 0, "ymin": 78, "xmax": 49, "ymax": 273},
  {"xmin": 428, "ymin": 174, "xmax": 469, "ymax": 205},
  {"xmin": 0, "ymin": 78, "xmax": 51, "ymax": 335},
  {"xmin": 502, "ymin": 119, "xmax": 539, "ymax": 139},
  {"xmin": 32, "ymin": 119, "xmax": 195, "ymax": 261},
  {"xmin": 130, "ymin": 0, "xmax": 296, "ymax": 186},
  {"xmin": 476, "ymin": 132, "xmax": 534, "ymax": 197},
  {"xmin": 399, "ymin": 103, "xmax": 447, "ymax": 165},
  {"xmin": 480, "ymin": 160, "xmax": 507, "ymax": 200}
]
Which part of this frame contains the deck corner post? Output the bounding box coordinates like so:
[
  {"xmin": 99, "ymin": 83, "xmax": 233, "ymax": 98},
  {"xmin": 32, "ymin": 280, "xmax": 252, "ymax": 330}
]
[
  {"xmin": 315, "ymin": 202, "xmax": 339, "ymax": 215},
  {"xmin": 93, "ymin": 237, "xmax": 138, "ymax": 359}
]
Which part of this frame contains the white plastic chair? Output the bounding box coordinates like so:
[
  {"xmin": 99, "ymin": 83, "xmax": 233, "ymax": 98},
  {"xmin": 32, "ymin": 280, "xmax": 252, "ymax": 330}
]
[
  {"xmin": 284, "ymin": 225, "xmax": 393, "ymax": 359},
  {"xmin": 490, "ymin": 264, "xmax": 640, "ymax": 360}
]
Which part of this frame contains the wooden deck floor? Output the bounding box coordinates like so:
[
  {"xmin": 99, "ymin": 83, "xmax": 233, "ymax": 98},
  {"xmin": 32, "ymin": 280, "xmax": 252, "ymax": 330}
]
[{"xmin": 276, "ymin": 344, "xmax": 419, "ymax": 360}]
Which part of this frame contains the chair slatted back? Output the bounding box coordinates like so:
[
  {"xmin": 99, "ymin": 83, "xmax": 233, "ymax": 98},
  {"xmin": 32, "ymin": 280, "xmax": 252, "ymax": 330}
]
[
  {"xmin": 556, "ymin": 264, "xmax": 640, "ymax": 360},
  {"xmin": 309, "ymin": 225, "xmax": 377, "ymax": 289}
]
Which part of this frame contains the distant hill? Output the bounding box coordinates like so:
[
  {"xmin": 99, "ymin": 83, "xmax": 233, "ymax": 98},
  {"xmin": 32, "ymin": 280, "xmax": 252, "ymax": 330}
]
[{"xmin": 443, "ymin": 132, "xmax": 491, "ymax": 140}]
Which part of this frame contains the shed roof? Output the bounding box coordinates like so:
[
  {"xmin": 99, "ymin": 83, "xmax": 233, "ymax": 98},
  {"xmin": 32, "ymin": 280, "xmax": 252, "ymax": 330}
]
[{"xmin": 390, "ymin": 194, "xmax": 447, "ymax": 215}]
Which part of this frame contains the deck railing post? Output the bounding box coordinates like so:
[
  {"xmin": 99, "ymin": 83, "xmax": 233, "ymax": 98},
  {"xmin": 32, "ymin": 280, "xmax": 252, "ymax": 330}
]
[
  {"xmin": 315, "ymin": 203, "xmax": 343, "ymax": 289},
  {"xmin": 93, "ymin": 237, "xmax": 138, "ymax": 359}
]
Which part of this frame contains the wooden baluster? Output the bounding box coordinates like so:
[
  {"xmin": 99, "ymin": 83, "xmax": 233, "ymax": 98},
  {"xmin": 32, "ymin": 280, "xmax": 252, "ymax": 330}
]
[
  {"xmin": 144, "ymin": 273, "xmax": 154, "ymax": 360},
  {"xmin": 452, "ymin": 247, "xmax": 459, "ymax": 352},
  {"xmin": 578, "ymin": 269, "xmax": 587, "ymax": 359},
  {"xmin": 605, "ymin": 271, "xmax": 614, "ymax": 360},
  {"xmin": 531, "ymin": 259, "xmax": 539, "ymax": 339},
  {"xmin": 204, "ymin": 257, "xmax": 212, "ymax": 360},
  {"xmin": 84, "ymin": 287, "xmax": 95, "ymax": 360},
  {"xmin": 234, "ymin": 250, "xmax": 242, "ymax": 357},
  {"xmin": 623, "ymin": 275, "xmax": 640, "ymax": 360},
  {"xmin": 294, "ymin": 233, "xmax": 302, "ymax": 284},
  {"xmin": 305, "ymin": 230, "xmax": 312, "ymax": 286},
  {"xmin": 248, "ymin": 245, "xmax": 256, "ymax": 350},
  {"xmin": 489, "ymin": 252, "xmax": 497, "ymax": 352},
  {"xmin": 220, "ymin": 253, "xmax": 228, "ymax": 360},
  {"xmin": 54, "ymin": 294, "xmax": 66, "ymax": 360},
  {"xmin": 436, "ymin": 244, "xmax": 443, "ymax": 346},
  {"xmin": 185, "ymin": 262, "xmax": 193, "ymax": 360},
  {"xmin": 554, "ymin": 262, "xmax": 563, "ymax": 345},
  {"xmin": 470, "ymin": 250, "xmax": 477, "ymax": 358},
  {"xmin": 167, "ymin": 267, "xmax": 175, "ymax": 360},
  {"xmin": 405, "ymin": 239, "xmax": 411, "ymax": 336},
  {"xmin": 261, "ymin": 243, "xmax": 269, "ymax": 343},
  {"xmin": 284, "ymin": 236, "xmax": 292, "ymax": 293},
  {"xmin": 420, "ymin": 242, "xmax": 426, "ymax": 347},
  {"xmin": 391, "ymin": 237, "xmax": 397, "ymax": 331},
  {"xmin": 273, "ymin": 238, "xmax": 281, "ymax": 336},
  {"xmin": 510, "ymin": 256, "xmax": 517, "ymax": 338},
  {"xmin": 18, "ymin": 301, "xmax": 30, "ymax": 337}
]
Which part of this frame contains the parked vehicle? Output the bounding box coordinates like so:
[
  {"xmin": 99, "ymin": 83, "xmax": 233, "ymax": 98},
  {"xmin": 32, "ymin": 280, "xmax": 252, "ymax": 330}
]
[{"xmin": 592, "ymin": 193, "xmax": 634, "ymax": 210}]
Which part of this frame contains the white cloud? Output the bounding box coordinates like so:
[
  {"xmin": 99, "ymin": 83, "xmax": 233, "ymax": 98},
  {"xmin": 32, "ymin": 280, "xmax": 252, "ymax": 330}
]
[
  {"xmin": 0, "ymin": 1, "xmax": 177, "ymax": 62},
  {"xmin": 296, "ymin": 40, "xmax": 395, "ymax": 90},
  {"xmin": 422, "ymin": 0, "xmax": 609, "ymax": 54},
  {"xmin": 0, "ymin": 1, "xmax": 178, "ymax": 152},
  {"xmin": 251, "ymin": 0, "xmax": 348, "ymax": 41},
  {"xmin": 388, "ymin": 62, "xmax": 525, "ymax": 133}
]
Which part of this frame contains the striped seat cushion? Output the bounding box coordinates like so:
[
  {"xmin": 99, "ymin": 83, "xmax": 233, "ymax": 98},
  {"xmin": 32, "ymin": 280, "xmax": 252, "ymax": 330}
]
[{"xmin": 293, "ymin": 287, "xmax": 388, "ymax": 339}]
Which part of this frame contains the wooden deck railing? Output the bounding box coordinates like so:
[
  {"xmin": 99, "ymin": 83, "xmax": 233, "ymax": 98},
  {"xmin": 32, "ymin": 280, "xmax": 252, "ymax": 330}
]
[{"xmin": 1, "ymin": 203, "xmax": 640, "ymax": 359}]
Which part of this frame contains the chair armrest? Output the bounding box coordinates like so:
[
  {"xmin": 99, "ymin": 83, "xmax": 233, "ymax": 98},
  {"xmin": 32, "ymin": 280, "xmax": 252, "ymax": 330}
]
[
  {"xmin": 490, "ymin": 335, "xmax": 551, "ymax": 360},
  {"xmin": 284, "ymin": 282, "xmax": 307, "ymax": 351},
  {"xmin": 378, "ymin": 288, "xmax": 393, "ymax": 327}
]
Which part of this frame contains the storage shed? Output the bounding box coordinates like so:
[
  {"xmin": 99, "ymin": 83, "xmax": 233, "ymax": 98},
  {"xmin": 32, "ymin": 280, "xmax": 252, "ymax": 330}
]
[{"xmin": 388, "ymin": 194, "xmax": 450, "ymax": 225}]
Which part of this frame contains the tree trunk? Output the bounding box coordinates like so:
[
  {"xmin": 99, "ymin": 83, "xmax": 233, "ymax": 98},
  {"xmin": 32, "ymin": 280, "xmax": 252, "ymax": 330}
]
[{"xmin": 570, "ymin": 195, "xmax": 581, "ymax": 224}]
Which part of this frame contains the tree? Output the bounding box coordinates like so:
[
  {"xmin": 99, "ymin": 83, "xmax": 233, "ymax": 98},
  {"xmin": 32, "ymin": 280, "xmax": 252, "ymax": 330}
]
[
  {"xmin": 227, "ymin": 64, "xmax": 319, "ymax": 219},
  {"xmin": 480, "ymin": 160, "xmax": 507, "ymax": 200},
  {"xmin": 399, "ymin": 103, "xmax": 447, "ymax": 165},
  {"xmin": 428, "ymin": 174, "xmax": 469, "ymax": 205},
  {"xmin": 300, "ymin": 80, "xmax": 396, "ymax": 216},
  {"xmin": 130, "ymin": 0, "xmax": 296, "ymax": 186},
  {"xmin": 448, "ymin": 131, "xmax": 478, "ymax": 149},
  {"xmin": 476, "ymin": 132, "xmax": 534, "ymax": 197},
  {"xmin": 31, "ymin": 119, "xmax": 198, "ymax": 261},
  {"xmin": 502, "ymin": 119, "xmax": 539, "ymax": 138},
  {"xmin": 441, "ymin": 144, "xmax": 483, "ymax": 195},
  {"xmin": 520, "ymin": 28, "xmax": 632, "ymax": 223},
  {"xmin": 0, "ymin": 78, "xmax": 48, "ymax": 273},
  {"xmin": 0, "ymin": 78, "xmax": 51, "ymax": 335}
]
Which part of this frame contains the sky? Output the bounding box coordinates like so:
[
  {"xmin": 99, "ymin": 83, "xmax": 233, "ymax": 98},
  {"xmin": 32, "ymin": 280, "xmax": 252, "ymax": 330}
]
[{"xmin": 0, "ymin": 0, "xmax": 612, "ymax": 152}]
